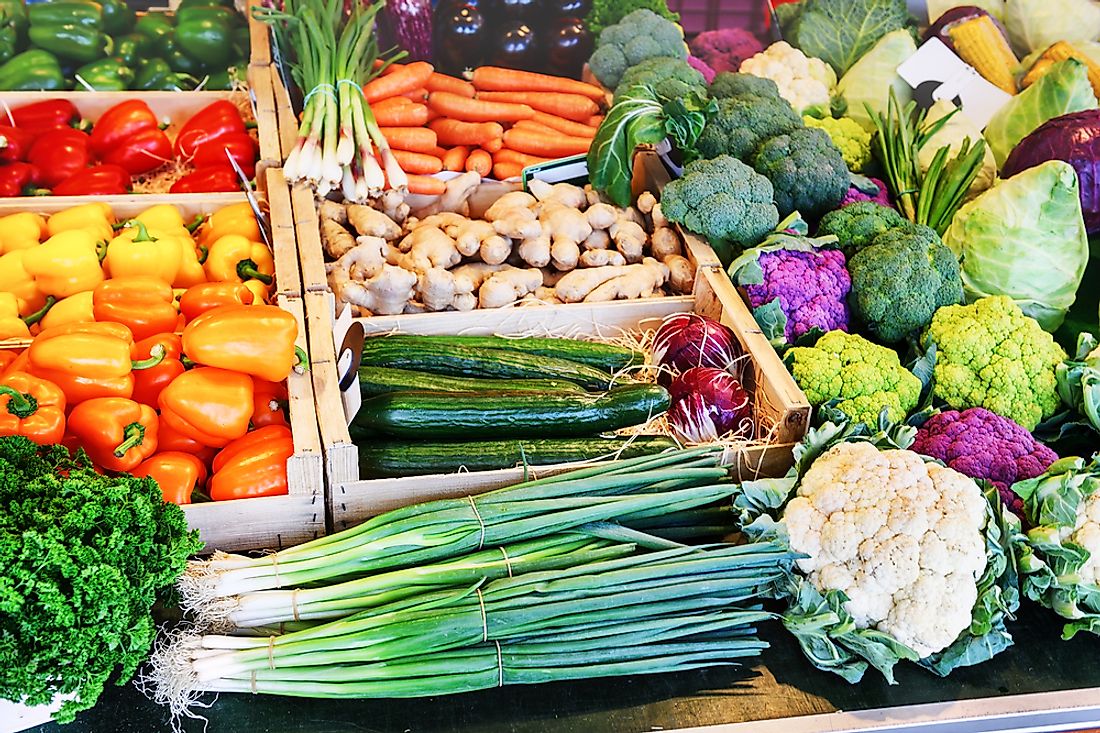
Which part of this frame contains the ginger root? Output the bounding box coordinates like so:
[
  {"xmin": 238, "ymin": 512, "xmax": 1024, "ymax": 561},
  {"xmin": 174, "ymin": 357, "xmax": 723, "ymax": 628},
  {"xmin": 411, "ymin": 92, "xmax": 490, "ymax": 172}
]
[
  {"xmin": 580, "ymin": 249, "xmax": 626, "ymax": 268},
  {"xmin": 650, "ymin": 226, "xmax": 682, "ymax": 260},
  {"xmin": 347, "ymin": 204, "xmax": 402, "ymax": 240},
  {"xmin": 585, "ymin": 258, "xmax": 669, "ymax": 302},
  {"xmin": 610, "ymin": 219, "xmax": 646, "ymax": 264},
  {"xmin": 480, "ymin": 267, "xmax": 542, "ymax": 308},
  {"xmin": 529, "ymin": 179, "xmax": 587, "ymax": 209},
  {"xmin": 319, "ymin": 200, "xmax": 347, "ymax": 225},
  {"xmin": 583, "ymin": 228, "xmax": 611, "ymax": 251},
  {"xmin": 327, "ymin": 242, "xmax": 416, "ymax": 316},
  {"xmin": 417, "ymin": 267, "xmax": 477, "ymax": 312},
  {"xmin": 320, "ymin": 217, "xmax": 358, "ymax": 259},
  {"xmin": 396, "ymin": 226, "xmax": 461, "ymax": 272},
  {"xmin": 585, "ymin": 203, "xmax": 617, "ymax": 231},
  {"xmin": 518, "ymin": 233, "xmax": 551, "ymax": 268},
  {"xmin": 540, "ymin": 203, "xmax": 591, "ymax": 271},
  {"xmin": 664, "ymin": 254, "xmax": 695, "ymax": 295}
]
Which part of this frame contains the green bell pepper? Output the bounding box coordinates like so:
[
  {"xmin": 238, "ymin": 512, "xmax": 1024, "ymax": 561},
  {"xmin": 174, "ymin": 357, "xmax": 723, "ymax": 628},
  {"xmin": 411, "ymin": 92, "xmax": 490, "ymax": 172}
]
[
  {"xmin": 0, "ymin": 49, "xmax": 64, "ymax": 91},
  {"xmin": 134, "ymin": 13, "xmax": 174, "ymax": 42},
  {"xmin": 100, "ymin": 0, "xmax": 135, "ymax": 36},
  {"xmin": 178, "ymin": 0, "xmax": 235, "ymax": 8},
  {"xmin": 75, "ymin": 57, "xmax": 133, "ymax": 91},
  {"xmin": 135, "ymin": 57, "xmax": 189, "ymax": 90},
  {"xmin": 114, "ymin": 33, "xmax": 152, "ymax": 67},
  {"xmin": 27, "ymin": 1, "xmax": 101, "ymax": 29},
  {"xmin": 0, "ymin": 0, "xmax": 28, "ymax": 45},
  {"xmin": 164, "ymin": 35, "xmax": 207, "ymax": 75},
  {"xmin": 204, "ymin": 65, "xmax": 244, "ymax": 90},
  {"xmin": 231, "ymin": 25, "xmax": 249, "ymax": 60},
  {"xmin": 177, "ymin": 6, "xmax": 239, "ymax": 28},
  {"xmin": 28, "ymin": 23, "xmax": 111, "ymax": 65},
  {"xmin": 176, "ymin": 13, "xmax": 232, "ymax": 67},
  {"xmin": 0, "ymin": 19, "xmax": 16, "ymax": 65}
]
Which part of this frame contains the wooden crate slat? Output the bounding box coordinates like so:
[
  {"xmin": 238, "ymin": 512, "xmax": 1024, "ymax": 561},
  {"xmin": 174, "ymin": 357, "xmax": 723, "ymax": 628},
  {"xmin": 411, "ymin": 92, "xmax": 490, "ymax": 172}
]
[
  {"xmin": 249, "ymin": 63, "xmax": 282, "ymax": 179},
  {"xmin": 291, "ymin": 184, "xmax": 330, "ymax": 292},
  {"xmin": 266, "ymin": 168, "xmax": 303, "ymax": 298},
  {"xmin": 246, "ymin": 0, "xmax": 272, "ymax": 67},
  {"xmin": 269, "ymin": 64, "xmax": 299, "ymax": 160},
  {"xmin": 303, "ymin": 292, "xmax": 358, "ymax": 492}
]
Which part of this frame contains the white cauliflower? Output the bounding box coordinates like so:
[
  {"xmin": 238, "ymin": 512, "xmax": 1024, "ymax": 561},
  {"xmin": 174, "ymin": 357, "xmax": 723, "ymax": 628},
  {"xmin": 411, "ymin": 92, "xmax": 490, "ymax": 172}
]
[
  {"xmin": 784, "ymin": 441, "xmax": 988, "ymax": 658},
  {"xmin": 739, "ymin": 41, "xmax": 836, "ymax": 116},
  {"xmin": 1063, "ymin": 489, "xmax": 1100, "ymax": 586}
]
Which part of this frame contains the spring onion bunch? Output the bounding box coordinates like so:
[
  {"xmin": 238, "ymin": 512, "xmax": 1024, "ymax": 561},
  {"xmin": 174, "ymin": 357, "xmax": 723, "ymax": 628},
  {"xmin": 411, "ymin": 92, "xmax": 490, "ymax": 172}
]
[{"xmin": 255, "ymin": 0, "xmax": 405, "ymax": 200}]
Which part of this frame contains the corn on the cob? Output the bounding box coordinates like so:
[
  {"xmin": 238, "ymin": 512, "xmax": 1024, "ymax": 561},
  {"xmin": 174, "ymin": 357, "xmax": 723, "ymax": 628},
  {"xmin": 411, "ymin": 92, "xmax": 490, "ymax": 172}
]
[
  {"xmin": 949, "ymin": 15, "xmax": 1018, "ymax": 95},
  {"xmin": 1021, "ymin": 41, "xmax": 1100, "ymax": 97}
]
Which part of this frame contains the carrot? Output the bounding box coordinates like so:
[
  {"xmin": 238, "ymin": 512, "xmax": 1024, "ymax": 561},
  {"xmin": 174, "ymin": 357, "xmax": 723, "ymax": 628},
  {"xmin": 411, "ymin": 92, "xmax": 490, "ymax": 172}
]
[
  {"xmin": 493, "ymin": 162, "xmax": 524, "ymax": 180},
  {"xmin": 426, "ymin": 72, "xmax": 476, "ymax": 98},
  {"xmin": 513, "ymin": 119, "xmax": 595, "ymax": 140},
  {"xmin": 465, "ymin": 149, "xmax": 493, "ymax": 176},
  {"xmin": 428, "ymin": 91, "xmax": 535, "ymax": 123},
  {"xmin": 430, "ymin": 146, "xmax": 450, "ymax": 159},
  {"xmin": 379, "ymin": 126, "xmax": 438, "ymax": 153},
  {"xmin": 429, "ymin": 118, "xmax": 504, "ymax": 147},
  {"xmin": 426, "ymin": 107, "xmax": 442, "ymax": 122},
  {"xmin": 401, "ymin": 87, "xmax": 429, "ymax": 102},
  {"xmin": 482, "ymin": 136, "xmax": 503, "ymax": 153},
  {"xmin": 586, "ymin": 115, "xmax": 604, "ymax": 127},
  {"xmin": 363, "ymin": 60, "xmax": 434, "ymax": 102},
  {"xmin": 442, "ymin": 146, "xmax": 470, "ymax": 172},
  {"xmin": 407, "ymin": 174, "xmax": 447, "ymax": 195},
  {"xmin": 502, "ymin": 128, "xmax": 590, "ymax": 158},
  {"xmin": 493, "ymin": 149, "xmax": 552, "ymax": 166},
  {"xmin": 531, "ymin": 111, "xmax": 600, "ymax": 138},
  {"xmin": 374, "ymin": 101, "xmax": 429, "ymax": 127},
  {"xmin": 392, "ymin": 149, "xmax": 444, "ymax": 175},
  {"xmin": 475, "ymin": 91, "xmax": 599, "ymax": 122},
  {"xmin": 471, "ymin": 66, "xmax": 606, "ymax": 102},
  {"xmin": 373, "ymin": 95, "xmax": 411, "ymax": 110}
]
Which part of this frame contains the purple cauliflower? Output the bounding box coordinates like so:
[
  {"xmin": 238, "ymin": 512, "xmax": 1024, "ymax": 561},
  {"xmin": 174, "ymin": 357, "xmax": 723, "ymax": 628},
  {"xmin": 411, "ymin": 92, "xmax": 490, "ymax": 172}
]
[
  {"xmin": 741, "ymin": 248, "xmax": 851, "ymax": 342},
  {"xmin": 912, "ymin": 407, "xmax": 1059, "ymax": 519},
  {"xmin": 688, "ymin": 28, "xmax": 763, "ymax": 75},
  {"xmin": 841, "ymin": 176, "xmax": 893, "ymax": 208},
  {"xmin": 687, "ymin": 55, "xmax": 717, "ymax": 84}
]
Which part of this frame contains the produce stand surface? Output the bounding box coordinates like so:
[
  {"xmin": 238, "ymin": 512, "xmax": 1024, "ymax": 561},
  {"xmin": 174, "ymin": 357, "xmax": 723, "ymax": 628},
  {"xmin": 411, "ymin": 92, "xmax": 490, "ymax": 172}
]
[{"xmin": 28, "ymin": 605, "xmax": 1100, "ymax": 733}]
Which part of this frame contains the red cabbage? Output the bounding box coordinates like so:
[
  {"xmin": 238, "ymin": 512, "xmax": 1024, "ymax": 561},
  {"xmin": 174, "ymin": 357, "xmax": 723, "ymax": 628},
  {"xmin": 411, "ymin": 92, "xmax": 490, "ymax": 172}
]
[
  {"xmin": 667, "ymin": 367, "xmax": 753, "ymax": 442},
  {"xmin": 652, "ymin": 313, "xmax": 744, "ymax": 381},
  {"xmin": 1002, "ymin": 109, "xmax": 1100, "ymax": 233}
]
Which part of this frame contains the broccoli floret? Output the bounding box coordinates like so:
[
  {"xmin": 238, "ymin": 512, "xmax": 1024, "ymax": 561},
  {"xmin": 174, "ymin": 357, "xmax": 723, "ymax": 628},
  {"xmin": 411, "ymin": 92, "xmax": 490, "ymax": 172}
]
[
  {"xmin": 689, "ymin": 28, "xmax": 764, "ymax": 74},
  {"xmin": 750, "ymin": 127, "xmax": 849, "ymax": 219},
  {"xmin": 695, "ymin": 95, "xmax": 801, "ymax": 160},
  {"xmin": 803, "ymin": 116, "xmax": 871, "ymax": 172},
  {"xmin": 586, "ymin": 0, "xmax": 680, "ymax": 37},
  {"xmin": 661, "ymin": 155, "xmax": 779, "ymax": 259},
  {"xmin": 589, "ymin": 9, "xmax": 687, "ymax": 89},
  {"xmin": 708, "ymin": 71, "xmax": 781, "ymax": 100},
  {"xmin": 614, "ymin": 57, "xmax": 707, "ymax": 102},
  {"xmin": 847, "ymin": 224, "xmax": 964, "ymax": 344},
  {"xmin": 816, "ymin": 201, "xmax": 908, "ymax": 256}
]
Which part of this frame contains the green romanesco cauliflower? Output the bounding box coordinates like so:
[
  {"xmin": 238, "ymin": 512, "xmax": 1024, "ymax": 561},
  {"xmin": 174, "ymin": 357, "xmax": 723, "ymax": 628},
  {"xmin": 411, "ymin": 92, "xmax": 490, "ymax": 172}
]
[
  {"xmin": 588, "ymin": 9, "xmax": 687, "ymax": 89},
  {"xmin": 923, "ymin": 296, "xmax": 1067, "ymax": 431},
  {"xmin": 695, "ymin": 94, "xmax": 802, "ymax": 160},
  {"xmin": 749, "ymin": 126, "xmax": 850, "ymax": 219},
  {"xmin": 709, "ymin": 71, "xmax": 781, "ymax": 100},
  {"xmin": 803, "ymin": 116, "xmax": 872, "ymax": 172},
  {"xmin": 816, "ymin": 201, "xmax": 908, "ymax": 256},
  {"xmin": 785, "ymin": 329, "xmax": 922, "ymax": 426},
  {"xmin": 614, "ymin": 56, "xmax": 707, "ymax": 101}
]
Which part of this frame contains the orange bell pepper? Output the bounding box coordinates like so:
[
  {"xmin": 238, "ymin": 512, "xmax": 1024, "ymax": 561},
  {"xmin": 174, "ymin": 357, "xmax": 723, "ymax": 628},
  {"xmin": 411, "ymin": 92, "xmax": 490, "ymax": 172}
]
[
  {"xmin": 92, "ymin": 277, "xmax": 178, "ymax": 341},
  {"xmin": 131, "ymin": 333, "xmax": 185, "ymax": 408},
  {"xmin": 158, "ymin": 366, "xmax": 253, "ymax": 448},
  {"xmin": 210, "ymin": 425, "xmax": 293, "ymax": 500},
  {"xmin": 0, "ymin": 351, "xmax": 19, "ymax": 373},
  {"xmin": 182, "ymin": 304, "xmax": 299, "ymax": 382},
  {"xmin": 157, "ymin": 420, "xmax": 220, "ymax": 462},
  {"xmin": 67, "ymin": 396, "xmax": 159, "ymax": 472},
  {"xmin": 0, "ymin": 371, "xmax": 66, "ymax": 445},
  {"xmin": 39, "ymin": 291, "xmax": 94, "ymax": 330},
  {"xmin": 203, "ymin": 234, "xmax": 274, "ymax": 286},
  {"xmin": 252, "ymin": 379, "xmax": 289, "ymax": 428},
  {"xmin": 132, "ymin": 451, "xmax": 207, "ymax": 505},
  {"xmin": 178, "ymin": 281, "xmax": 254, "ymax": 322}
]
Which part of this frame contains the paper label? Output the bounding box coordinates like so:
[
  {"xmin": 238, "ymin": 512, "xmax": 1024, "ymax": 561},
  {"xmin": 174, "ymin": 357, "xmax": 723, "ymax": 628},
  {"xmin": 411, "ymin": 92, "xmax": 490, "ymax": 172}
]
[{"xmin": 897, "ymin": 38, "xmax": 1013, "ymax": 129}]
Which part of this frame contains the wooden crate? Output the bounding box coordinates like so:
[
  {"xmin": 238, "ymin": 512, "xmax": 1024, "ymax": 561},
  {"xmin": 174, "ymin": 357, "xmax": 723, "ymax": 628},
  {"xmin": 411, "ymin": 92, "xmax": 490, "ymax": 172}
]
[
  {"xmin": 291, "ymin": 181, "xmax": 331, "ymax": 294},
  {"xmin": 246, "ymin": 0, "xmax": 272, "ymax": 67}
]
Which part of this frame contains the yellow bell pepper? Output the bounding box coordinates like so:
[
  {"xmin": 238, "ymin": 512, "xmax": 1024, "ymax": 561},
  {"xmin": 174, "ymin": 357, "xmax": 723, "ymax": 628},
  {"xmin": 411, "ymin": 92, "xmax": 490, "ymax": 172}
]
[
  {"xmin": 40, "ymin": 291, "xmax": 94, "ymax": 330},
  {"xmin": 174, "ymin": 237, "xmax": 207, "ymax": 289},
  {"xmin": 136, "ymin": 204, "xmax": 187, "ymax": 232},
  {"xmin": 204, "ymin": 235, "xmax": 275, "ymax": 286},
  {"xmin": 22, "ymin": 230, "xmax": 105, "ymax": 298},
  {"xmin": 0, "ymin": 212, "xmax": 47, "ymax": 254},
  {"xmin": 103, "ymin": 220, "xmax": 182, "ymax": 284},
  {"xmin": 200, "ymin": 202, "xmax": 261, "ymax": 246},
  {"xmin": 243, "ymin": 279, "xmax": 271, "ymax": 304},
  {"xmin": 46, "ymin": 202, "xmax": 114, "ymax": 242},
  {"xmin": 0, "ymin": 250, "xmax": 45, "ymax": 315},
  {"xmin": 0, "ymin": 293, "xmax": 30, "ymax": 341}
]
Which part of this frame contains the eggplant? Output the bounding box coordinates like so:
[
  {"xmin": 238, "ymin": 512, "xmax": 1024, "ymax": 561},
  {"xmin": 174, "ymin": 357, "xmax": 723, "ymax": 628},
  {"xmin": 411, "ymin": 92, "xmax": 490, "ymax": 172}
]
[
  {"xmin": 485, "ymin": 0, "xmax": 541, "ymax": 21},
  {"xmin": 545, "ymin": 17, "xmax": 593, "ymax": 79},
  {"xmin": 490, "ymin": 20, "xmax": 542, "ymax": 71},
  {"xmin": 544, "ymin": 0, "xmax": 591, "ymax": 15},
  {"xmin": 433, "ymin": 3, "xmax": 489, "ymax": 75}
]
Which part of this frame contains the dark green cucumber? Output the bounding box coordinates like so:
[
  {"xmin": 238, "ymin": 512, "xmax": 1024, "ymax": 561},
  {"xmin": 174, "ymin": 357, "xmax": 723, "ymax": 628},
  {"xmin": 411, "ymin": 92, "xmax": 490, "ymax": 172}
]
[
  {"xmin": 357, "ymin": 436, "xmax": 679, "ymax": 478},
  {"xmin": 353, "ymin": 383, "xmax": 671, "ymax": 439},
  {"xmin": 359, "ymin": 340, "xmax": 614, "ymax": 390},
  {"xmin": 361, "ymin": 334, "xmax": 643, "ymax": 373},
  {"xmin": 358, "ymin": 366, "xmax": 584, "ymax": 397}
]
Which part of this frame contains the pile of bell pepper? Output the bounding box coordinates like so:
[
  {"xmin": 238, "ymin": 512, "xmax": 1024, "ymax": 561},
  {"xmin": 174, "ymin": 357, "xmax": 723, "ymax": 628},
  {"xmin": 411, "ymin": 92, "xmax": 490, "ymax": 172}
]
[
  {"xmin": 0, "ymin": 0, "xmax": 249, "ymax": 91},
  {"xmin": 0, "ymin": 201, "xmax": 299, "ymax": 505},
  {"xmin": 0, "ymin": 97, "xmax": 257, "ymax": 196}
]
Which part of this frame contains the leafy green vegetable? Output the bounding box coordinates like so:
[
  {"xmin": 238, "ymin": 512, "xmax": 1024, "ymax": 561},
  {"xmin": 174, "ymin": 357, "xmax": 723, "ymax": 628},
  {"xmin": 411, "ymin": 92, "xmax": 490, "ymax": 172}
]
[
  {"xmin": 0, "ymin": 437, "xmax": 201, "ymax": 722},
  {"xmin": 984, "ymin": 59, "xmax": 1098, "ymax": 167},
  {"xmin": 1056, "ymin": 332, "xmax": 1100, "ymax": 433},
  {"xmin": 778, "ymin": 0, "xmax": 913, "ymax": 76},
  {"xmin": 1004, "ymin": 0, "xmax": 1100, "ymax": 55},
  {"xmin": 837, "ymin": 29, "xmax": 916, "ymax": 132},
  {"xmin": 585, "ymin": 0, "xmax": 679, "ymax": 37}
]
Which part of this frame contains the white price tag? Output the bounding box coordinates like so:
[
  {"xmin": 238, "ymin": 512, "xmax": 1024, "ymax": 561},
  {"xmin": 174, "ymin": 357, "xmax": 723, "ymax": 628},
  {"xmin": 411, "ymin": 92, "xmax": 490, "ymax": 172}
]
[{"xmin": 897, "ymin": 38, "xmax": 1012, "ymax": 129}]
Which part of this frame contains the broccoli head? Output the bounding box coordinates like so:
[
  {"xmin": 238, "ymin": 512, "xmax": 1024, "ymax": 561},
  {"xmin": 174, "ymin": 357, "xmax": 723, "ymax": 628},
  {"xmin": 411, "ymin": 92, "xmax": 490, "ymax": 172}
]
[
  {"xmin": 749, "ymin": 126, "xmax": 849, "ymax": 219},
  {"xmin": 661, "ymin": 155, "xmax": 779, "ymax": 259},
  {"xmin": 586, "ymin": 0, "xmax": 680, "ymax": 37},
  {"xmin": 708, "ymin": 72, "xmax": 781, "ymax": 100},
  {"xmin": 615, "ymin": 57, "xmax": 707, "ymax": 102},
  {"xmin": 589, "ymin": 9, "xmax": 687, "ymax": 89},
  {"xmin": 689, "ymin": 28, "xmax": 764, "ymax": 74},
  {"xmin": 785, "ymin": 329, "xmax": 922, "ymax": 426},
  {"xmin": 923, "ymin": 296, "xmax": 1067, "ymax": 431},
  {"xmin": 803, "ymin": 115, "xmax": 871, "ymax": 172},
  {"xmin": 816, "ymin": 201, "xmax": 907, "ymax": 255},
  {"xmin": 695, "ymin": 94, "xmax": 801, "ymax": 160}
]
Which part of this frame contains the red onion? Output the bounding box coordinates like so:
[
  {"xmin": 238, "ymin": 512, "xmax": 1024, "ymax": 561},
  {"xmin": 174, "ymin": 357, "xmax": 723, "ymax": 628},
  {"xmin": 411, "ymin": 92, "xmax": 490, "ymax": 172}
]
[
  {"xmin": 667, "ymin": 367, "xmax": 753, "ymax": 443},
  {"xmin": 652, "ymin": 313, "xmax": 744, "ymax": 380}
]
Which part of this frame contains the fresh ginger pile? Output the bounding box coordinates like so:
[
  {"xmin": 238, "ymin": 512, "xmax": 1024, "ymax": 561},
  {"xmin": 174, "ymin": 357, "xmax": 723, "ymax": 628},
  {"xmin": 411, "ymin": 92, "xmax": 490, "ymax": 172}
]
[{"xmin": 321, "ymin": 173, "xmax": 697, "ymax": 316}]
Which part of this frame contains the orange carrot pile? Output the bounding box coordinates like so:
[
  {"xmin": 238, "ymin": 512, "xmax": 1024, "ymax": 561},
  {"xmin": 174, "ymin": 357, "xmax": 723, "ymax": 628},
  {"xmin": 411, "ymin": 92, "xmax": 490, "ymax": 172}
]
[{"xmin": 366, "ymin": 63, "xmax": 606, "ymax": 184}]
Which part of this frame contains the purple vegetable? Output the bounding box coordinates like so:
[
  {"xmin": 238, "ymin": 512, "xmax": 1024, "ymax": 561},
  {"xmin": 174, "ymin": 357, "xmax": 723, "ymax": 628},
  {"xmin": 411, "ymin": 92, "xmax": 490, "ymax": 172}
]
[
  {"xmin": 741, "ymin": 248, "xmax": 851, "ymax": 342},
  {"xmin": 384, "ymin": 0, "xmax": 434, "ymax": 62},
  {"xmin": 688, "ymin": 28, "xmax": 763, "ymax": 75},
  {"xmin": 923, "ymin": 6, "xmax": 1008, "ymax": 52},
  {"xmin": 652, "ymin": 313, "xmax": 744, "ymax": 380},
  {"xmin": 1002, "ymin": 109, "xmax": 1100, "ymax": 234},
  {"xmin": 667, "ymin": 367, "xmax": 753, "ymax": 442},
  {"xmin": 687, "ymin": 55, "xmax": 716, "ymax": 84},
  {"xmin": 912, "ymin": 407, "xmax": 1059, "ymax": 519},
  {"xmin": 840, "ymin": 176, "xmax": 892, "ymax": 208}
]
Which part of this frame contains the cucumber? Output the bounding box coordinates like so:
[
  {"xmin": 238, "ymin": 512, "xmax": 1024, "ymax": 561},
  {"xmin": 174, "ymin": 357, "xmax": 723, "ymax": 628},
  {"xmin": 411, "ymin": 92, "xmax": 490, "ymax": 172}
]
[
  {"xmin": 353, "ymin": 384, "xmax": 671, "ymax": 439},
  {"xmin": 361, "ymin": 334, "xmax": 643, "ymax": 373},
  {"xmin": 358, "ymin": 366, "xmax": 584, "ymax": 397},
  {"xmin": 357, "ymin": 437, "xmax": 679, "ymax": 478},
  {"xmin": 359, "ymin": 340, "xmax": 614, "ymax": 390}
]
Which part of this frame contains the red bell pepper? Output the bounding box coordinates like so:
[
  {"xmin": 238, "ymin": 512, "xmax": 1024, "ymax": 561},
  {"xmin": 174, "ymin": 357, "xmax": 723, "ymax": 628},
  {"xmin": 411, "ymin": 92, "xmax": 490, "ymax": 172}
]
[
  {"xmin": 132, "ymin": 451, "xmax": 208, "ymax": 505},
  {"xmin": 52, "ymin": 164, "xmax": 130, "ymax": 196},
  {"xmin": 170, "ymin": 165, "xmax": 240, "ymax": 194},
  {"xmin": 130, "ymin": 333, "xmax": 184, "ymax": 408},
  {"xmin": 174, "ymin": 100, "xmax": 246, "ymax": 159},
  {"xmin": 102, "ymin": 127, "xmax": 172, "ymax": 176},
  {"xmin": 10, "ymin": 99, "xmax": 80, "ymax": 134},
  {"xmin": 0, "ymin": 162, "xmax": 42, "ymax": 197},
  {"xmin": 210, "ymin": 424, "xmax": 293, "ymax": 500},
  {"xmin": 191, "ymin": 132, "xmax": 257, "ymax": 178},
  {"xmin": 251, "ymin": 379, "xmax": 289, "ymax": 428},
  {"xmin": 0, "ymin": 125, "xmax": 37, "ymax": 163},
  {"xmin": 28, "ymin": 128, "xmax": 91, "ymax": 187},
  {"xmin": 90, "ymin": 100, "xmax": 160, "ymax": 159}
]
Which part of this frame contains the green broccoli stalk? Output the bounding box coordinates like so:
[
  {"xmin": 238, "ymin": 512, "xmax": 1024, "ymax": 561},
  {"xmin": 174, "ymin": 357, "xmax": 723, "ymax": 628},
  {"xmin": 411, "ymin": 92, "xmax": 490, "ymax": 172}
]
[
  {"xmin": 588, "ymin": 9, "xmax": 687, "ymax": 89},
  {"xmin": 749, "ymin": 126, "xmax": 850, "ymax": 219},
  {"xmin": 695, "ymin": 94, "xmax": 802, "ymax": 160}
]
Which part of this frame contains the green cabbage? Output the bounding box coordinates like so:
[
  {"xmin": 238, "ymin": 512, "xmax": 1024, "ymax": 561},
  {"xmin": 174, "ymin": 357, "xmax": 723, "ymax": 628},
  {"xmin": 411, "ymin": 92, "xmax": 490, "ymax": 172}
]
[
  {"xmin": 926, "ymin": 0, "xmax": 1004, "ymax": 20},
  {"xmin": 1004, "ymin": 0, "xmax": 1100, "ymax": 55},
  {"xmin": 943, "ymin": 160, "xmax": 1088, "ymax": 331},
  {"xmin": 836, "ymin": 30, "xmax": 917, "ymax": 131},
  {"xmin": 984, "ymin": 59, "xmax": 1098, "ymax": 167},
  {"xmin": 778, "ymin": 0, "xmax": 912, "ymax": 76}
]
